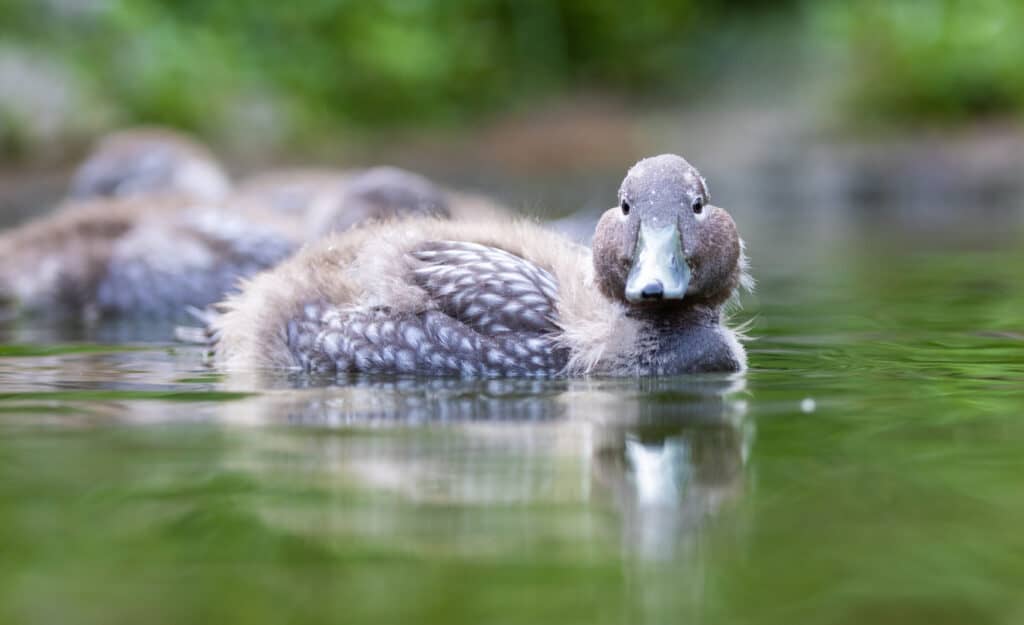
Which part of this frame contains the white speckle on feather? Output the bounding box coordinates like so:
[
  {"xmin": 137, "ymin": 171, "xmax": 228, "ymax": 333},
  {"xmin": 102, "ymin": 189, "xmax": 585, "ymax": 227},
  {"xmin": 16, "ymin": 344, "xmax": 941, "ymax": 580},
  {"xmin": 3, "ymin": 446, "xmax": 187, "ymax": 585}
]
[
  {"xmin": 520, "ymin": 293, "xmax": 546, "ymax": 307},
  {"xmin": 479, "ymin": 293, "xmax": 503, "ymax": 308},
  {"xmin": 526, "ymin": 337, "xmax": 547, "ymax": 352},
  {"xmin": 403, "ymin": 325, "xmax": 425, "ymax": 347},
  {"xmin": 321, "ymin": 333, "xmax": 339, "ymax": 356},
  {"xmin": 397, "ymin": 350, "xmax": 415, "ymax": 371}
]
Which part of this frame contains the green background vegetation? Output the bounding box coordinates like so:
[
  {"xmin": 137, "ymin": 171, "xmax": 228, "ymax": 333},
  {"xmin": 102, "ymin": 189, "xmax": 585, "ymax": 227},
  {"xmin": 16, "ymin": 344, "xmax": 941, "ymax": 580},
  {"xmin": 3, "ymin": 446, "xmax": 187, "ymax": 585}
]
[{"xmin": 0, "ymin": 0, "xmax": 1021, "ymax": 152}]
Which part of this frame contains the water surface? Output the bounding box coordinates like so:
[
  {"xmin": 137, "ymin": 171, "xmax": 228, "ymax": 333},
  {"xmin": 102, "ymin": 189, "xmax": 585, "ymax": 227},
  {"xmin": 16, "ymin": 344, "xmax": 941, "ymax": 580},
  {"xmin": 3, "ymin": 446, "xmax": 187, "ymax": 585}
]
[{"xmin": 1, "ymin": 209, "xmax": 1023, "ymax": 625}]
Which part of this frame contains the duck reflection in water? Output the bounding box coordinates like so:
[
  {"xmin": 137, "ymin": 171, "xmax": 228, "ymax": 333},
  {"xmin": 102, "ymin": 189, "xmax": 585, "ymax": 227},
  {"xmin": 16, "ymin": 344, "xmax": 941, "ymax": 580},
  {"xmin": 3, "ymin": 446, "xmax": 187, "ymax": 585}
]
[{"xmin": 218, "ymin": 373, "xmax": 751, "ymax": 560}]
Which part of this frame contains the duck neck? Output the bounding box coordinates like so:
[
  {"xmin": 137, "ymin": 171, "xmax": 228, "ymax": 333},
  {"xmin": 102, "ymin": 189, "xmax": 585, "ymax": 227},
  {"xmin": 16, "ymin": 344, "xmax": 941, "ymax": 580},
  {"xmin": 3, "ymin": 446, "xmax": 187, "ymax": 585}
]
[
  {"xmin": 622, "ymin": 300, "xmax": 732, "ymax": 374},
  {"xmin": 626, "ymin": 300, "xmax": 721, "ymax": 332}
]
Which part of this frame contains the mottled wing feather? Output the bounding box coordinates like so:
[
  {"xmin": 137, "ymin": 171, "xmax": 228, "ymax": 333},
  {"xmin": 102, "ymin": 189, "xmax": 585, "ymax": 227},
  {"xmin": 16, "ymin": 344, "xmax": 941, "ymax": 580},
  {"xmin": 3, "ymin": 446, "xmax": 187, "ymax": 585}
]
[
  {"xmin": 288, "ymin": 305, "xmax": 566, "ymax": 377},
  {"xmin": 279, "ymin": 240, "xmax": 569, "ymax": 377},
  {"xmin": 410, "ymin": 241, "xmax": 560, "ymax": 336}
]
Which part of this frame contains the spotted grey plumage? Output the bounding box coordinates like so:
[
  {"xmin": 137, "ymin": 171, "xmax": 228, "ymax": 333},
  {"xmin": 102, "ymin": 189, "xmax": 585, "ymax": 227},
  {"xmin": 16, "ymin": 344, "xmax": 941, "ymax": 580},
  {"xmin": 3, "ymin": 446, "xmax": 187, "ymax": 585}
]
[
  {"xmin": 284, "ymin": 241, "xmax": 570, "ymax": 376},
  {"xmin": 411, "ymin": 241, "xmax": 560, "ymax": 336}
]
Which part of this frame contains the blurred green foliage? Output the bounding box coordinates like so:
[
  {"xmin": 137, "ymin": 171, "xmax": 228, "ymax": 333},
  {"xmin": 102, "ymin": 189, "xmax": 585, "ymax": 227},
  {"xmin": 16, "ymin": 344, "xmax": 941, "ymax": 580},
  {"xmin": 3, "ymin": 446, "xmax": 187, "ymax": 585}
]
[
  {"xmin": 815, "ymin": 0, "xmax": 1024, "ymax": 124},
  {"xmin": 0, "ymin": 0, "xmax": 1020, "ymax": 150},
  {"xmin": 0, "ymin": 0, "xmax": 758, "ymax": 144}
]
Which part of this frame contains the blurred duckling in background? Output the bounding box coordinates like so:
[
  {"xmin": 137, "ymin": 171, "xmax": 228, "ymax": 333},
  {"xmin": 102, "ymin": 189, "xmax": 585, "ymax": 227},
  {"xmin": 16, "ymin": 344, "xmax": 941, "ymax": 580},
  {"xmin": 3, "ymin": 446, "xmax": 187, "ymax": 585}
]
[
  {"xmin": 302, "ymin": 166, "xmax": 450, "ymax": 237},
  {"xmin": 69, "ymin": 127, "xmax": 231, "ymax": 203},
  {"xmin": 230, "ymin": 168, "xmax": 353, "ymax": 218},
  {"xmin": 98, "ymin": 167, "xmax": 455, "ymax": 317},
  {"xmin": 0, "ymin": 127, "xmax": 233, "ymax": 319},
  {"xmin": 1, "ymin": 142, "xmax": 463, "ymax": 319},
  {"xmin": 231, "ymin": 165, "xmax": 507, "ymax": 232}
]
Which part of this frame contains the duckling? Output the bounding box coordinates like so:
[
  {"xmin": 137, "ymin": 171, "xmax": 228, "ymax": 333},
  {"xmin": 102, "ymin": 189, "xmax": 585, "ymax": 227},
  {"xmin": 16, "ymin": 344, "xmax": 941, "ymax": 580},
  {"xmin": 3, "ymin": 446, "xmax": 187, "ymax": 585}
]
[
  {"xmin": 230, "ymin": 169, "xmax": 352, "ymax": 218},
  {"xmin": 211, "ymin": 154, "xmax": 751, "ymax": 376},
  {"xmin": 0, "ymin": 163, "xmax": 459, "ymax": 319},
  {"xmin": 232, "ymin": 165, "xmax": 506, "ymax": 229},
  {"xmin": 1, "ymin": 128, "xmax": 232, "ymax": 318},
  {"xmin": 69, "ymin": 127, "xmax": 231, "ymax": 203},
  {"xmin": 99, "ymin": 168, "xmax": 452, "ymax": 316},
  {"xmin": 0, "ymin": 195, "xmax": 197, "ymax": 318},
  {"xmin": 303, "ymin": 166, "xmax": 450, "ymax": 237}
]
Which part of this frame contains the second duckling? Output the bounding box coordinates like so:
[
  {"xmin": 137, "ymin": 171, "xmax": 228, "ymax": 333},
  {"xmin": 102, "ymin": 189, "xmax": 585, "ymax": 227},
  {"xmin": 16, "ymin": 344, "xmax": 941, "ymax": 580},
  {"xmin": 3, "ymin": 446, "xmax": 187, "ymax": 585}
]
[
  {"xmin": 69, "ymin": 127, "xmax": 231, "ymax": 203},
  {"xmin": 1, "ymin": 162, "xmax": 461, "ymax": 319}
]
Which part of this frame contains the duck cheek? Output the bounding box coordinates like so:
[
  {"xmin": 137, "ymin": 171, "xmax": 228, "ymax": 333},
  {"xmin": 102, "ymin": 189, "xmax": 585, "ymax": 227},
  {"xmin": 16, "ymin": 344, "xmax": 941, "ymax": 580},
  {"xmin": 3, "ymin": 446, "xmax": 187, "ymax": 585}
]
[
  {"xmin": 679, "ymin": 256, "xmax": 697, "ymax": 294},
  {"xmin": 616, "ymin": 256, "xmax": 632, "ymax": 290},
  {"xmin": 692, "ymin": 252, "xmax": 732, "ymax": 297}
]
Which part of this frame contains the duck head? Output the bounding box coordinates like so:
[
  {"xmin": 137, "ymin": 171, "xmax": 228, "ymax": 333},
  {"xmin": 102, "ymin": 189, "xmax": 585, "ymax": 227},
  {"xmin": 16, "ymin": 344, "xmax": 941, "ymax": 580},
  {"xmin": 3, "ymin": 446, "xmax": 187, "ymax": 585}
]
[
  {"xmin": 592, "ymin": 154, "xmax": 743, "ymax": 312},
  {"xmin": 308, "ymin": 166, "xmax": 451, "ymax": 236},
  {"xmin": 69, "ymin": 128, "xmax": 230, "ymax": 203}
]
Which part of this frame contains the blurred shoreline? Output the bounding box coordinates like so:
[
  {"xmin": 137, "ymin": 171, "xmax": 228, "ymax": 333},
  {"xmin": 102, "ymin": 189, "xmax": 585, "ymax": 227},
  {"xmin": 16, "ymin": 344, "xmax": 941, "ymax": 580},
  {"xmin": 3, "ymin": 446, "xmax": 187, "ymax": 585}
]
[{"xmin": 3, "ymin": 95, "xmax": 1023, "ymax": 231}]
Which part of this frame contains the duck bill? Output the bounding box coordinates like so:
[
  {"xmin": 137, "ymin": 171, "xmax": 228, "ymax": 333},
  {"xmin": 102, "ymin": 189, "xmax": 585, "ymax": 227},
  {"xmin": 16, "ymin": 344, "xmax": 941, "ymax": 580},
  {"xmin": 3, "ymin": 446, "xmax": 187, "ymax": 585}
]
[{"xmin": 624, "ymin": 221, "xmax": 690, "ymax": 303}]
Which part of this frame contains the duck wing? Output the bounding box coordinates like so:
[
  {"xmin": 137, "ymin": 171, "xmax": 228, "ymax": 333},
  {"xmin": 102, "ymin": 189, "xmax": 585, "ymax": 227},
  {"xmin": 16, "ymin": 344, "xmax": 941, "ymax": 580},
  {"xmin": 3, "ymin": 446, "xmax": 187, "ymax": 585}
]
[
  {"xmin": 269, "ymin": 240, "xmax": 568, "ymax": 377},
  {"xmin": 410, "ymin": 240, "xmax": 560, "ymax": 336}
]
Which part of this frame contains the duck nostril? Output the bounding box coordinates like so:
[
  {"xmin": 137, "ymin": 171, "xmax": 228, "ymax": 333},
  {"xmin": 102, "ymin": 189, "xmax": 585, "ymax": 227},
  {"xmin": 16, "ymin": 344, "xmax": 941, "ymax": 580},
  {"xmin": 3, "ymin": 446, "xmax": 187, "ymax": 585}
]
[{"xmin": 640, "ymin": 281, "xmax": 664, "ymax": 299}]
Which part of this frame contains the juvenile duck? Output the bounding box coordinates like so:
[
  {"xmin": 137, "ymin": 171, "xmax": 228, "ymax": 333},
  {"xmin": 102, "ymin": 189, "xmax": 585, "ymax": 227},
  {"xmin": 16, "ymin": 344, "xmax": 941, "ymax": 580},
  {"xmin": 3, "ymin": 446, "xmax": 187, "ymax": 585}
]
[
  {"xmin": 69, "ymin": 127, "xmax": 231, "ymax": 203},
  {"xmin": 230, "ymin": 168, "xmax": 352, "ymax": 218},
  {"xmin": 0, "ymin": 197, "xmax": 294, "ymax": 319},
  {"xmin": 303, "ymin": 166, "xmax": 450, "ymax": 237},
  {"xmin": 96, "ymin": 167, "xmax": 453, "ymax": 316},
  {"xmin": 232, "ymin": 165, "xmax": 504, "ymax": 231},
  {"xmin": 0, "ymin": 164, "xmax": 458, "ymax": 319},
  {"xmin": 212, "ymin": 154, "xmax": 751, "ymax": 376},
  {"xmin": 1, "ymin": 128, "xmax": 231, "ymax": 318}
]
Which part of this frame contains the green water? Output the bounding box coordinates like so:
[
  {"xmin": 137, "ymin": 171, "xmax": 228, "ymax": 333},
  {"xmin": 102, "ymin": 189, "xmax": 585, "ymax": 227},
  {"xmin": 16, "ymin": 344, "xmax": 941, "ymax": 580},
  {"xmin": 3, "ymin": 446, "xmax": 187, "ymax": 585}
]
[{"xmin": 1, "ymin": 214, "xmax": 1023, "ymax": 625}]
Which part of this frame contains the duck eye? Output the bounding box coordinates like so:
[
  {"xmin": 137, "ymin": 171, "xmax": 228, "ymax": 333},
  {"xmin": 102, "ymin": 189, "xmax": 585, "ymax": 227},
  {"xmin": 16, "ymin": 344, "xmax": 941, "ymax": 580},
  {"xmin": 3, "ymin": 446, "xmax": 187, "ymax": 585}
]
[
  {"xmin": 620, "ymin": 200, "xmax": 630, "ymax": 216},
  {"xmin": 691, "ymin": 197, "xmax": 704, "ymax": 215}
]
